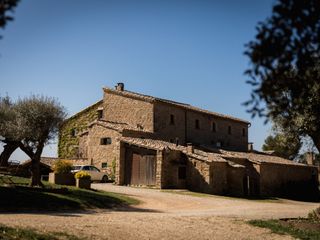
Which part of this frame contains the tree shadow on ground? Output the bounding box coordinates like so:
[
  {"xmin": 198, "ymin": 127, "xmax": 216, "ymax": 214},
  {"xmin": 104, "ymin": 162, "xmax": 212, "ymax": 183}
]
[{"xmin": 0, "ymin": 186, "xmax": 161, "ymax": 215}]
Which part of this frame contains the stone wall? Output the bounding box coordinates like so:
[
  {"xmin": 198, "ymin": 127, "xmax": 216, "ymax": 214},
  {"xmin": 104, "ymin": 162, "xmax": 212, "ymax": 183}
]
[
  {"xmin": 259, "ymin": 163, "xmax": 319, "ymax": 197},
  {"xmin": 209, "ymin": 162, "xmax": 228, "ymax": 194},
  {"xmin": 186, "ymin": 157, "xmax": 212, "ymax": 193},
  {"xmin": 58, "ymin": 100, "xmax": 103, "ymax": 158},
  {"xmin": 186, "ymin": 110, "xmax": 248, "ymax": 151},
  {"xmin": 161, "ymin": 150, "xmax": 186, "ymax": 188},
  {"xmin": 103, "ymin": 90, "xmax": 154, "ymax": 132},
  {"xmin": 226, "ymin": 164, "xmax": 246, "ymax": 197},
  {"xmin": 154, "ymin": 102, "xmax": 186, "ymax": 144},
  {"xmin": 86, "ymin": 124, "xmax": 121, "ymax": 174}
]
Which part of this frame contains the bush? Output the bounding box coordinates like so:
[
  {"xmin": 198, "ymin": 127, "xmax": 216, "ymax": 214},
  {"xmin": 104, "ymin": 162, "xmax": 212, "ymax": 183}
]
[
  {"xmin": 110, "ymin": 158, "xmax": 116, "ymax": 181},
  {"xmin": 74, "ymin": 171, "xmax": 91, "ymax": 180},
  {"xmin": 52, "ymin": 160, "xmax": 73, "ymax": 174}
]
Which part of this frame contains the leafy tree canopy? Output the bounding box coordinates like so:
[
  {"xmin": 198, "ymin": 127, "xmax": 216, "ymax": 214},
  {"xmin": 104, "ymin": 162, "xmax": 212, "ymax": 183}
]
[
  {"xmin": 0, "ymin": 0, "xmax": 20, "ymax": 38},
  {"xmin": 245, "ymin": 0, "xmax": 320, "ymax": 151},
  {"xmin": 0, "ymin": 95, "xmax": 66, "ymax": 186},
  {"xmin": 262, "ymin": 133, "xmax": 301, "ymax": 160}
]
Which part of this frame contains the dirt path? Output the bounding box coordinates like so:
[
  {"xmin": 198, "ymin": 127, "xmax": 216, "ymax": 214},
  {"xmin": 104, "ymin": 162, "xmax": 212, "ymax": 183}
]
[{"xmin": 0, "ymin": 184, "xmax": 318, "ymax": 240}]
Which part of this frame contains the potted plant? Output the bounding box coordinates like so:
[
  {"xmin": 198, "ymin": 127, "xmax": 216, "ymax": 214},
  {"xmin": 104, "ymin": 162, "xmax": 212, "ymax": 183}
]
[
  {"xmin": 75, "ymin": 171, "xmax": 91, "ymax": 189},
  {"xmin": 49, "ymin": 160, "xmax": 75, "ymax": 185}
]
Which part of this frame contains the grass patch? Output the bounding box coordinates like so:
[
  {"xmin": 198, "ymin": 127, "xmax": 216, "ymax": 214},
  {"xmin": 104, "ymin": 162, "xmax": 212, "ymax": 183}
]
[
  {"xmin": 248, "ymin": 219, "xmax": 320, "ymax": 240},
  {"xmin": 0, "ymin": 176, "xmax": 139, "ymax": 212},
  {"xmin": 0, "ymin": 224, "xmax": 83, "ymax": 240}
]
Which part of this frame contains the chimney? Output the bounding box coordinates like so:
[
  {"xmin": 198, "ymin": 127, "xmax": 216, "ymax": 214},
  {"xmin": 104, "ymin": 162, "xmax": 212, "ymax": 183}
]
[
  {"xmin": 115, "ymin": 82, "xmax": 124, "ymax": 91},
  {"xmin": 248, "ymin": 142, "xmax": 253, "ymax": 152},
  {"xmin": 306, "ymin": 152, "xmax": 315, "ymax": 165},
  {"xmin": 187, "ymin": 143, "xmax": 194, "ymax": 153}
]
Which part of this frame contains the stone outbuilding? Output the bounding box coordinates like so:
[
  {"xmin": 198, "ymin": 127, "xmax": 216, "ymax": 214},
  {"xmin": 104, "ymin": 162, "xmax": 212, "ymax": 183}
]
[{"xmin": 58, "ymin": 83, "xmax": 319, "ymax": 198}]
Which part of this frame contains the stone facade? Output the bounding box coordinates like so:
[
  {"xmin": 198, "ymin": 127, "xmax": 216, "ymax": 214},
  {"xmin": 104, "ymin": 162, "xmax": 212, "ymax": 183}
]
[
  {"xmin": 58, "ymin": 83, "xmax": 319, "ymax": 198},
  {"xmin": 58, "ymin": 100, "xmax": 103, "ymax": 159}
]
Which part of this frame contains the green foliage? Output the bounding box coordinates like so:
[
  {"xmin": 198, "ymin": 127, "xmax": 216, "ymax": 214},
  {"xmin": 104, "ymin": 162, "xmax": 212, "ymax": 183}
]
[
  {"xmin": 0, "ymin": 224, "xmax": 83, "ymax": 240},
  {"xmin": 248, "ymin": 219, "xmax": 320, "ymax": 240},
  {"xmin": 0, "ymin": 0, "xmax": 20, "ymax": 38},
  {"xmin": 74, "ymin": 171, "xmax": 91, "ymax": 180},
  {"xmin": 245, "ymin": 0, "xmax": 320, "ymax": 151},
  {"xmin": 110, "ymin": 158, "xmax": 116, "ymax": 181},
  {"xmin": 0, "ymin": 95, "xmax": 67, "ymax": 186},
  {"xmin": 262, "ymin": 134, "xmax": 301, "ymax": 159},
  {"xmin": 52, "ymin": 160, "xmax": 73, "ymax": 174},
  {"xmin": 58, "ymin": 101, "xmax": 102, "ymax": 158}
]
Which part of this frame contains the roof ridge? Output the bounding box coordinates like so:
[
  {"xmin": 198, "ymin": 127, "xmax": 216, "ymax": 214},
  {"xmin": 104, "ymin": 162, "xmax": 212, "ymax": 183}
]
[{"xmin": 103, "ymin": 86, "xmax": 249, "ymax": 124}]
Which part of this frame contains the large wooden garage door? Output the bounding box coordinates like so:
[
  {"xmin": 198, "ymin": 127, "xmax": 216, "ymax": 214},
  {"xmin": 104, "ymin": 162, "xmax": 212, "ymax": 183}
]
[{"xmin": 131, "ymin": 153, "xmax": 156, "ymax": 185}]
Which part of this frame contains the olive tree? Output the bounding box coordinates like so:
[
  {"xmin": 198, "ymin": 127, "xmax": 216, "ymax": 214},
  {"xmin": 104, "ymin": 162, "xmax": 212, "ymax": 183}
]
[
  {"xmin": 0, "ymin": 96, "xmax": 19, "ymax": 166},
  {"xmin": 16, "ymin": 96, "xmax": 66, "ymax": 186},
  {"xmin": 245, "ymin": 0, "xmax": 320, "ymax": 151},
  {"xmin": 0, "ymin": 95, "xmax": 66, "ymax": 186}
]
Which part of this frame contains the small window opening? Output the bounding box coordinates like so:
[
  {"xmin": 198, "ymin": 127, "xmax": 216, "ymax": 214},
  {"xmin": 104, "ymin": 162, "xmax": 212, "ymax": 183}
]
[
  {"xmin": 195, "ymin": 119, "xmax": 200, "ymax": 129},
  {"xmin": 100, "ymin": 137, "xmax": 112, "ymax": 145},
  {"xmin": 212, "ymin": 122, "xmax": 216, "ymax": 132},
  {"xmin": 170, "ymin": 114, "xmax": 175, "ymax": 125},
  {"xmin": 97, "ymin": 110, "xmax": 103, "ymax": 120},
  {"xmin": 228, "ymin": 126, "xmax": 232, "ymax": 135},
  {"xmin": 242, "ymin": 128, "xmax": 246, "ymax": 137},
  {"xmin": 101, "ymin": 162, "xmax": 108, "ymax": 168},
  {"xmin": 178, "ymin": 166, "xmax": 186, "ymax": 180},
  {"xmin": 169, "ymin": 139, "xmax": 174, "ymax": 143},
  {"xmin": 175, "ymin": 137, "xmax": 179, "ymax": 146}
]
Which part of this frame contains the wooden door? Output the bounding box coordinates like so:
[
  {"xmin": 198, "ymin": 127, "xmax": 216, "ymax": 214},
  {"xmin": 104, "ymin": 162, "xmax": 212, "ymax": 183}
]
[{"xmin": 130, "ymin": 153, "xmax": 156, "ymax": 185}]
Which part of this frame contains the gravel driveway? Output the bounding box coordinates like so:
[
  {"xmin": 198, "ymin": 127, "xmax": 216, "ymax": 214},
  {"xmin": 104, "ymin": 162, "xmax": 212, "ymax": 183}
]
[{"xmin": 0, "ymin": 183, "xmax": 318, "ymax": 240}]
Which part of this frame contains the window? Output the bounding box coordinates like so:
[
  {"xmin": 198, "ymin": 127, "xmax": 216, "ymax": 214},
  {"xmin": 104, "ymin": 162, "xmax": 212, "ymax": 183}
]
[
  {"xmin": 212, "ymin": 122, "xmax": 216, "ymax": 132},
  {"xmin": 82, "ymin": 166, "xmax": 90, "ymax": 171},
  {"xmin": 178, "ymin": 166, "xmax": 186, "ymax": 180},
  {"xmin": 70, "ymin": 129, "xmax": 77, "ymax": 137},
  {"xmin": 195, "ymin": 119, "xmax": 200, "ymax": 129},
  {"xmin": 101, "ymin": 162, "xmax": 108, "ymax": 168},
  {"xmin": 228, "ymin": 126, "xmax": 232, "ymax": 135},
  {"xmin": 90, "ymin": 166, "xmax": 100, "ymax": 172},
  {"xmin": 170, "ymin": 114, "xmax": 175, "ymax": 125},
  {"xmin": 242, "ymin": 128, "xmax": 246, "ymax": 137},
  {"xmin": 100, "ymin": 137, "xmax": 112, "ymax": 145},
  {"xmin": 97, "ymin": 110, "xmax": 103, "ymax": 119}
]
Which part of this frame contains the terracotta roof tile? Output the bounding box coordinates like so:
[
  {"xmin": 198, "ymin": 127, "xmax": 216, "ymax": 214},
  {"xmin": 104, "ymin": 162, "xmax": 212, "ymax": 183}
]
[{"xmin": 220, "ymin": 150, "xmax": 308, "ymax": 166}]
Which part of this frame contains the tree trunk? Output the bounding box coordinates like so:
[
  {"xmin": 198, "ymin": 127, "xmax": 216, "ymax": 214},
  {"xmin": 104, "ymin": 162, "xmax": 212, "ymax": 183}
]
[
  {"xmin": 313, "ymin": 138, "xmax": 320, "ymax": 154},
  {"xmin": 30, "ymin": 156, "xmax": 43, "ymax": 187},
  {"xmin": 29, "ymin": 144, "xmax": 44, "ymax": 187},
  {"xmin": 0, "ymin": 141, "xmax": 19, "ymax": 167}
]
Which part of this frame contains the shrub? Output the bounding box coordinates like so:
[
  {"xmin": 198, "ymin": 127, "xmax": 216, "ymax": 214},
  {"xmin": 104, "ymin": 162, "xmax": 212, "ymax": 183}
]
[
  {"xmin": 52, "ymin": 160, "xmax": 73, "ymax": 174},
  {"xmin": 74, "ymin": 171, "xmax": 91, "ymax": 180},
  {"xmin": 110, "ymin": 158, "xmax": 116, "ymax": 181}
]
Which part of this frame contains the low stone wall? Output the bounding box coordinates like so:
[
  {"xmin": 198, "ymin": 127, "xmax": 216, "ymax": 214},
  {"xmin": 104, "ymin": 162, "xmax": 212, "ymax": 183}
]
[{"xmin": 260, "ymin": 163, "xmax": 319, "ymax": 198}]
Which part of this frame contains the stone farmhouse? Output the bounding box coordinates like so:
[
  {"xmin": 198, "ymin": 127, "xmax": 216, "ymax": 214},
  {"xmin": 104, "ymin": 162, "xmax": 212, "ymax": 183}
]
[{"xmin": 59, "ymin": 83, "xmax": 318, "ymax": 197}]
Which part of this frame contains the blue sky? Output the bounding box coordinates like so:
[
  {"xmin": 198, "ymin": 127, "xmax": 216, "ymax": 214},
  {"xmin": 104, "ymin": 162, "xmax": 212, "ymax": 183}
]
[{"xmin": 0, "ymin": 0, "xmax": 275, "ymax": 161}]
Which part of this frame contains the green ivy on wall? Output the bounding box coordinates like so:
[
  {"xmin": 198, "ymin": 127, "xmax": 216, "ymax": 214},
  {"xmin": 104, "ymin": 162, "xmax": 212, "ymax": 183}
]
[{"xmin": 58, "ymin": 101, "xmax": 103, "ymax": 158}]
